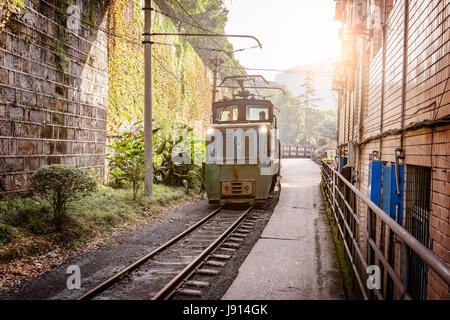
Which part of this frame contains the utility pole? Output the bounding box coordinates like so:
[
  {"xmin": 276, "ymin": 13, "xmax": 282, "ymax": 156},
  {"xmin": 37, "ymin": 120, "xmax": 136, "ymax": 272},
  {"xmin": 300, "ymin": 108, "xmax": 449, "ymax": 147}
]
[
  {"xmin": 210, "ymin": 55, "xmax": 224, "ymax": 105},
  {"xmin": 143, "ymin": 0, "xmax": 153, "ymax": 196}
]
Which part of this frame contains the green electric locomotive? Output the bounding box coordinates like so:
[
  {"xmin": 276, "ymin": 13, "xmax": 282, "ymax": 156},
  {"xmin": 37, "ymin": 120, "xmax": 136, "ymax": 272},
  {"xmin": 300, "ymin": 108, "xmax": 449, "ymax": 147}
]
[{"xmin": 204, "ymin": 76, "xmax": 283, "ymax": 207}]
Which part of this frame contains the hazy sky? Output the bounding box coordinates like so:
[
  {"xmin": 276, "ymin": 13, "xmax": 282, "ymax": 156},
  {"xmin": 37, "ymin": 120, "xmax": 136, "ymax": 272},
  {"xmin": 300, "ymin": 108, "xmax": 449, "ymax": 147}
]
[{"xmin": 224, "ymin": 0, "xmax": 341, "ymax": 81}]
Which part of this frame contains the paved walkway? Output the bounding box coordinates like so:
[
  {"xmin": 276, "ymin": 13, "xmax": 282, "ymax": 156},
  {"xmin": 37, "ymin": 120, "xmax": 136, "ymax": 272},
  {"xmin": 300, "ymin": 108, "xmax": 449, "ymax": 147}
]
[{"xmin": 223, "ymin": 159, "xmax": 345, "ymax": 300}]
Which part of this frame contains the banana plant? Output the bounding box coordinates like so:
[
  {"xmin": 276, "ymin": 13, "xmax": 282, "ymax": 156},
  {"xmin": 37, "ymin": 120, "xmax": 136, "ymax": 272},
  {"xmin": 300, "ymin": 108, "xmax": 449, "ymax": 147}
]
[
  {"xmin": 106, "ymin": 124, "xmax": 159, "ymax": 200},
  {"xmin": 152, "ymin": 124, "xmax": 194, "ymax": 186}
]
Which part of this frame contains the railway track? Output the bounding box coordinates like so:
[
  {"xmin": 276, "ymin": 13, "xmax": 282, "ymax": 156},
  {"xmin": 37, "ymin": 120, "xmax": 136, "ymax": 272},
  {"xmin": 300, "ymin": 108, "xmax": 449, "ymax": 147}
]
[{"xmin": 77, "ymin": 206, "xmax": 256, "ymax": 300}]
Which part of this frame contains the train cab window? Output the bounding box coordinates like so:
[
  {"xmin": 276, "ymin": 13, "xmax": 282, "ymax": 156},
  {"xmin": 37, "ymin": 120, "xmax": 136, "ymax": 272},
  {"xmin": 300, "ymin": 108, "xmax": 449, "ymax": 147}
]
[
  {"xmin": 215, "ymin": 105, "xmax": 239, "ymax": 122},
  {"xmin": 246, "ymin": 105, "xmax": 269, "ymax": 121}
]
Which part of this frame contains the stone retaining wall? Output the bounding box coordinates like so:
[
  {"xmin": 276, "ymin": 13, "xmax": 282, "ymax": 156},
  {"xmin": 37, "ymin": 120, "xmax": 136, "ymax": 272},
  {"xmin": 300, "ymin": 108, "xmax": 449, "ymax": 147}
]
[{"xmin": 0, "ymin": 0, "xmax": 110, "ymax": 195}]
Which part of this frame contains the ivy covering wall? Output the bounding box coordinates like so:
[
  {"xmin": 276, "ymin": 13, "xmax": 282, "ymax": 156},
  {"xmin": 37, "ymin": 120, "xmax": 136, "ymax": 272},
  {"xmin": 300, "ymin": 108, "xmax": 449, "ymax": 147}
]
[
  {"xmin": 108, "ymin": 0, "xmax": 212, "ymax": 134},
  {"xmin": 0, "ymin": 0, "xmax": 25, "ymax": 30}
]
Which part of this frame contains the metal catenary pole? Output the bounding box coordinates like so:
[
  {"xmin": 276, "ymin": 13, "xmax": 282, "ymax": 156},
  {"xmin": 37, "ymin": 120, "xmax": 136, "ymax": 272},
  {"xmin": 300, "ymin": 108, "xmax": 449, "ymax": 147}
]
[
  {"xmin": 143, "ymin": 0, "xmax": 153, "ymax": 196},
  {"xmin": 211, "ymin": 55, "xmax": 224, "ymax": 105}
]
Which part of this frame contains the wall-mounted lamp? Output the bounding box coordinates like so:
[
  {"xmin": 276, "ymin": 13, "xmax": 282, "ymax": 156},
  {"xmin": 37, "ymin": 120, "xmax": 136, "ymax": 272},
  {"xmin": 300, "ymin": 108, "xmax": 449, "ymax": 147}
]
[{"xmin": 369, "ymin": 150, "xmax": 380, "ymax": 161}]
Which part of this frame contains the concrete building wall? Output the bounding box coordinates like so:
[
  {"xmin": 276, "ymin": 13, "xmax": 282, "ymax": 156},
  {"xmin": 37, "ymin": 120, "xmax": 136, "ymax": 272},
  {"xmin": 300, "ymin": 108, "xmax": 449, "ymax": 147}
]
[
  {"xmin": 0, "ymin": 0, "xmax": 109, "ymax": 195},
  {"xmin": 333, "ymin": 0, "xmax": 448, "ymax": 299}
]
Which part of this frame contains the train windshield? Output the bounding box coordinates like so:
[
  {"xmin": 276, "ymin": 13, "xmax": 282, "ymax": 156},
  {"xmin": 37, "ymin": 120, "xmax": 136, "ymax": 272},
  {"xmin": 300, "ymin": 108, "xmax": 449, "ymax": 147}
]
[
  {"xmin": 214, "ymin": 105, "xmax": 239, "ymax": 122},
  {"xmin": 246, "ymin": 105, "xmax": 269, "ymax": 121}
]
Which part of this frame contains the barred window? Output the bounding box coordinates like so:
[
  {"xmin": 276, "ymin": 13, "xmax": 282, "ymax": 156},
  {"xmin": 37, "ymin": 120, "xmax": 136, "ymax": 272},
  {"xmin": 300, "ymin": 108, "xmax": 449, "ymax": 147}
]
[{"xmin": 405, "ymin": 165, "xmax": 431, "ymax": 300}]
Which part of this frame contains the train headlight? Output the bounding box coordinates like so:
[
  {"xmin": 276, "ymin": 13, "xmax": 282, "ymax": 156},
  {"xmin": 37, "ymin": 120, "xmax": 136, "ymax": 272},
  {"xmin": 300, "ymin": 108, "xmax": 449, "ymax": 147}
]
[
  {"xmin": 259, "ymin": 126, "xmax": 268, "ymax": 134},
  {"xmin": 206, "ymin": 127, "xmax": 214, "ymax": 135}
]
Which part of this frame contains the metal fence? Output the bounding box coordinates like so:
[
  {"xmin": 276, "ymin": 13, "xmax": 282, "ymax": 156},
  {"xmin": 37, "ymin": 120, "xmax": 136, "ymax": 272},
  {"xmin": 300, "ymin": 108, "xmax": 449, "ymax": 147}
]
[
  {"xmin": 281, "ymin": 145, "xmax": 316, "ymax": 159},
  {"xmin": 320, "ymin": 161, "xmax": 450, "ymax": 300}
]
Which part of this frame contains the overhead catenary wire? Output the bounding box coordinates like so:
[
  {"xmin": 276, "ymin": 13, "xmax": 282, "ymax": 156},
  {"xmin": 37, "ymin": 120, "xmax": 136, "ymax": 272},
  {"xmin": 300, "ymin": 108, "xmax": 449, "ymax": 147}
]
[
  {"xmin": 174, "ymin": 0, "xmax": 266, "ymax": 95},
  {"xmin": 4, "ymin": 28, "xmax": 202, "ymax": 109},
  {"xmin": 152, "ymin": 40, "xmax": 259, "ymax": 55},
  {"xmin": 153, "ymin": 2, "xmax": 265, "ymax": 96},
  {"xmin": 222, "ymin": 66, "xmax": 335, "ymax": 75},
  {"xmin": 153, "ymin": 7, "xmax": 211, "ymax": 32},
  {"xmin": 23, "ymin": 0, "xmax": 234, "ymax": 89},
  {"xmin": 23, "ymin": 0, "xmax": 267, "ymax": 100},
  {"xmin": 29, "ymin": 0, "xmax": 143, "ymax": 46},
  {"xmin": 32, "ymin": 0, "xmax": 256, "ymax": 71},
  {"xmin": 171, "ymin": 0, "xmax": 261, "ymax": 95},
  {"xmin": 152, "ymin": 53, "xmax": 202, "ymax": 91},
  {"xmin": 34, "ymin": 0, "xmax": 257, "ymax": 57},
  {"xmin": 153, "ymin": 4, "xmax": 259, "ymax": 61},
  {"xmin": 9, "ymin": 0, "xmax": 208, "ymax": 103}
]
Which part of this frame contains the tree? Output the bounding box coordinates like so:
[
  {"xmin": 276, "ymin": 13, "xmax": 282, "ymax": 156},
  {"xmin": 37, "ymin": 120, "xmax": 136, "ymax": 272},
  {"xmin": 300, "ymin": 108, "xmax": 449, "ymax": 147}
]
[
  {"xmin": 269, "ymin": 91, "xmax": 302, "ymax": 145},
  {"xmin": 106, "ymin": 126, "xmax": 146, "ymax": 200},
  {"xmin": 318, "ymin": 109, "xmax": 337, "ymax": 143},
  {"xmin": 32, "ymin": 165, "xmax": 97, "ymax": 231},
  {"xmin": 297, "ymin": 72, "xmax": 321, "ymax": 145},
  {"xmin": 153, "ymin": 0, "xmax": 245, "ymax": 76},
  {"xmin": 269, "ymin": 87, "xmax": 336, "ymax": 147}
]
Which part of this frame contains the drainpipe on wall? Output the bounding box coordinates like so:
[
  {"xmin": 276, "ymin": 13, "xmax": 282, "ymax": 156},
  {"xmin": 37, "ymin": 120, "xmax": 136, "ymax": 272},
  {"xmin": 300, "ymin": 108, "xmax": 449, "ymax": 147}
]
[
  {"xmin": 358, "ymin": 48, "xmax": 366, "ymax": 145},
  {"xmin": 400, "ymin": 0, "xmax": 410, "ymax": 298},
  {"xmin": 337, "ymin": 90, "xmax": 342, "ymax": 156},
  {"xmin": 357, "ymin": 43, "xmax": 367, "ymax": 188},
  {"xmin": 379, "ymin": 0, "xmax": 387, "ymax": 159},
  {"xmin": 400, "ymin": 0, "xmax": 409, "ymax": 149}
]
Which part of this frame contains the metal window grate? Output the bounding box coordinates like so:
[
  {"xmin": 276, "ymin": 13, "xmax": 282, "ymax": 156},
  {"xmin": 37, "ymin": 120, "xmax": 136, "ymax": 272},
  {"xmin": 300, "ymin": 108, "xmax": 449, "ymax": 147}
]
[{"xmin": 405, "ymin": 165, "xmax": 431, "ymax": 300}]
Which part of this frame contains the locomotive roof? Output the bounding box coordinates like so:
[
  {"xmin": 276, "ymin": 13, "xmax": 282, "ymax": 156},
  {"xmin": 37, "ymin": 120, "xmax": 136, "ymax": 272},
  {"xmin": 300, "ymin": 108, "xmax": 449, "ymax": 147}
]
[{"xmin": 212, "ymin": 98, "xmax": 274, "ymax": 108}]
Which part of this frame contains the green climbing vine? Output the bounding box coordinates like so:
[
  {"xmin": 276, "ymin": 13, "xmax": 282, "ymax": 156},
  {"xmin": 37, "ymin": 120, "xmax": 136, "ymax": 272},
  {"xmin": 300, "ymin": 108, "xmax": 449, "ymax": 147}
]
[
  {"xmin": 53, "ymin": 0, "xmax": 105, "ymax": 74},
  {"xmin": 0, "ymin": 0, "xmax": 25, "ymax": 31},
  {"xmin": 82, "ymin": 1, "xmax": 98, "ymax": 27},
  {"xmin": 54, "ymin": 43, "xmax": 69, "ymax": 73},
  {"xmin": 108, "ymin": 0, "xmax": 212, "ymax": 135}
]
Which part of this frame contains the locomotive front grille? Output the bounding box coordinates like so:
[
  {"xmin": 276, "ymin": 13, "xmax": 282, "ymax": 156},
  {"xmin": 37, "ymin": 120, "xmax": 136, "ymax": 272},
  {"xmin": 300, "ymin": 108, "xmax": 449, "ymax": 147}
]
[
  {"xmin": 231, "ymin": 183, "xmax": 242, "ymax": 193},
  {"xmin": 220, "ymin": 180, "xmax": 255, "ymax": 197}
]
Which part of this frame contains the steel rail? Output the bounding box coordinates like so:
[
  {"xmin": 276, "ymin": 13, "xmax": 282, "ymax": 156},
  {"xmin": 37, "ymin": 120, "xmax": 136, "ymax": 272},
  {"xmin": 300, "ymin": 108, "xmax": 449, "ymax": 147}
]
[
  {"xmin": 77, "ymin": 206, "xmax": 223, "ymax": 300},
  {"xmin": 151, "ymin": 206, "xmax": 254, "ymax": 300},
  {"xmin": 321, "ymin": 161, "xmax": 450, "ymax": 287}
]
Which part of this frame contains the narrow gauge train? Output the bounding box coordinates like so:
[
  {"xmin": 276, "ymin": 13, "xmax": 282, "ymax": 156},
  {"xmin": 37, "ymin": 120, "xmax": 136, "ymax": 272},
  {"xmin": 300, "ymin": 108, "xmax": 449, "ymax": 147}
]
[{"xmin": 205, "ymin": 76, "xmax": 283, "ymax": 207}]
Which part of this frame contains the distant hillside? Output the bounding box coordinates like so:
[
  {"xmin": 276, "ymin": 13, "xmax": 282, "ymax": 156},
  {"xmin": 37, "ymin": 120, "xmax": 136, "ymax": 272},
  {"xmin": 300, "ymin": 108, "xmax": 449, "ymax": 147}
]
[{"xmin": 274, "ymin": 58, "xmax": 338, "ymax": 110}]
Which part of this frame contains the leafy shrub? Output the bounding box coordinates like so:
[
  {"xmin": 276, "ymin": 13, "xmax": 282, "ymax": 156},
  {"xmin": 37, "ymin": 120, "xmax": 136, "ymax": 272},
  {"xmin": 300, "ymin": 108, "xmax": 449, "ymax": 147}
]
[
  {"xmin": 0, "ymin": 223, "xmax": 16, "ymax": 244},
  {"xmin": 106, "ymin": 122, "xmax": 205, "ymax": 196},
  {"xmin": 0, "ymin": 238, "xmax": 53, "ymax": 262},
  {"xmin": 106, "ymin": 124, "xmax": 149, "ymax": 200},
  {"xmin": 26, "ymin": 218, "xmax": 49, "ymax": 235},
  {"xmin": 153, "ymin": 125, "xmax": 189, "ymax": 186},
  {"xmin": 0, "ymin": 183, "xmax": 190, "ymax": 262},
  {"xmin": 189, "ymin": 163, "xmax": 206, "ymax": 193},
  {"xmin": 52, "ymin": 226, "xmax": 85, "ymax": 247},
  {"xmin": 153, "ymin": 124, "xmax": 203, "ymax": 190},
  {"xmin": 32, "ymin": 165, "xmax": 97, "ymax": 231}
]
